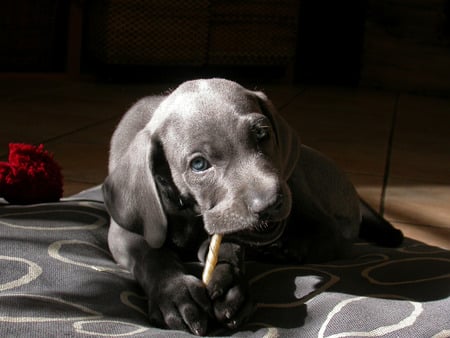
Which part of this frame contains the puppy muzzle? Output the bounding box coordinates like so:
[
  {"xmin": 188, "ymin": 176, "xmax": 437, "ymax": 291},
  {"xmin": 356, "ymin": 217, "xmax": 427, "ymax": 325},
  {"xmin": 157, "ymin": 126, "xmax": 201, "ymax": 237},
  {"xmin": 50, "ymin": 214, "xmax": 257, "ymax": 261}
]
[{"xmin": 229, "ymin": 219, "xmax": 288, "ymax": 246}]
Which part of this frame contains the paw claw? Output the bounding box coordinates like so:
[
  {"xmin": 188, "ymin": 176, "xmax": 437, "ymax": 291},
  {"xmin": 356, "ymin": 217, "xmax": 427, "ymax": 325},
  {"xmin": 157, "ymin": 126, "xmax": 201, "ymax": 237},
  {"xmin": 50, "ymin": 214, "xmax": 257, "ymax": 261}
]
[
  {"xmin": 227, "ymin": 319, "xmax": 238, "ymax": 329},
  {"xmin": 225, "ymin": 309, "xmax": 232, "ymax": 319},
  {"xmin": 210, "ymin": 288, "xmax": 222, "ymax": 300},
  {"xmin": 191, "ymin": 322, "xmax": 205, "ymax": 336}
]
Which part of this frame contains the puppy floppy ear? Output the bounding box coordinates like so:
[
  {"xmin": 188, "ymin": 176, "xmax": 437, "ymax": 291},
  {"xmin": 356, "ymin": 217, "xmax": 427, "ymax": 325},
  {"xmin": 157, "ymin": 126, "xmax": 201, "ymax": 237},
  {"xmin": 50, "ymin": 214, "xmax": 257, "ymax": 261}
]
[
  {"xmin": 102, "ymin": 129, "xmax": 167, "ymax": 248},
  {"xmin": 253, "ymin": 91, "xmax": 301, "ymax": 180}
]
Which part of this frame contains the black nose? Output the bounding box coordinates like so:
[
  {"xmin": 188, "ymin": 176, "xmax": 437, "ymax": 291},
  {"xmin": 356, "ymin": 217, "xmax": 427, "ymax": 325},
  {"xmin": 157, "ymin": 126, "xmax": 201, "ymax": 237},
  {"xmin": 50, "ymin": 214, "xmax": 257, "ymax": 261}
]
[{"xmin": 250, "ymin": 194, "xmax": 284, "ymax": 219}]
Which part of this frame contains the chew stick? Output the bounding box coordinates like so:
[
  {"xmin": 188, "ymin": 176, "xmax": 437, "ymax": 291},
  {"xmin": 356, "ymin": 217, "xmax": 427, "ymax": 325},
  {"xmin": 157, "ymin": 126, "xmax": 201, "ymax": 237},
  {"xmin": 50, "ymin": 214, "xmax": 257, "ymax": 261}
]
[{"xmin": 202, "ymin": 234, "xmax": 223, "ymax": 285}]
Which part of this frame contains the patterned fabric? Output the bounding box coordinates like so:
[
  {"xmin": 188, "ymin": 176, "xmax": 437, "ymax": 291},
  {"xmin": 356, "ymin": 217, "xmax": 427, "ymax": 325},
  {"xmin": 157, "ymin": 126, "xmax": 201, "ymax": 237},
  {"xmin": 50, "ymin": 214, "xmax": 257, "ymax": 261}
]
[{"xmin": 0, "ymin": 187, "xmax": 449, "ymax": 337}]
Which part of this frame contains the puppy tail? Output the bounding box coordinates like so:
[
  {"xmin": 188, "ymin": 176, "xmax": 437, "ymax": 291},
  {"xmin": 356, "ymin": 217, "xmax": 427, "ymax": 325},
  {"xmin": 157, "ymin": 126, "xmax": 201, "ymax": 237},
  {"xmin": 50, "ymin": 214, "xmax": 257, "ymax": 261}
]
[{"xmin": 358, "ymin": 199, "xmax": 404, "ymax": 247}]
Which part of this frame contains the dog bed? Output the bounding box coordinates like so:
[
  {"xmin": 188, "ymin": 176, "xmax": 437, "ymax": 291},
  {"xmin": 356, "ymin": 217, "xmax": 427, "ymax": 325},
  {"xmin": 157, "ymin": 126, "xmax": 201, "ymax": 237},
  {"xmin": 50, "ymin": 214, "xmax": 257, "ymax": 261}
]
[{"xmin": 1, "ymin": 186, "xmax": 449, "ymax": 337}]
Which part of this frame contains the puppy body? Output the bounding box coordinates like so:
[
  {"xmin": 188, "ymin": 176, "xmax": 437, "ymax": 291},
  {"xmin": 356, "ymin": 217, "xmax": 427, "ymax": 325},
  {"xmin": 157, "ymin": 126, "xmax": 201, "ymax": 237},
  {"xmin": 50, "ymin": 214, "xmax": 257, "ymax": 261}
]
[{"xmin": 103, "ymin": 79, "xmax": 402, "ymax": 335}]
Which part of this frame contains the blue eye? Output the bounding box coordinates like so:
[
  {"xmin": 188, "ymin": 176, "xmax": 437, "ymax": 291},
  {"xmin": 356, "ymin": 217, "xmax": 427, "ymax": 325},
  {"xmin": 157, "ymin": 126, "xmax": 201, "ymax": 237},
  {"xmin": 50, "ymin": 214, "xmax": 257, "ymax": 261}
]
[
  {"xmin": 190, "ymin": 156, "xmax": 210, "ymax": 172},
  {"xmin": 254, "ymin": 125, "xmax": 270, "ymax": 141}
]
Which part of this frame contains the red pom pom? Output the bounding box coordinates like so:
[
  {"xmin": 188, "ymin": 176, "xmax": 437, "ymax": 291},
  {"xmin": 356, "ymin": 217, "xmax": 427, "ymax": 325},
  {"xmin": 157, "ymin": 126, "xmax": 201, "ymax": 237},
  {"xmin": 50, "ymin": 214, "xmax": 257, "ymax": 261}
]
[{"xmin": 0, "ymin": 143, "xmax": 63, "ymax": 204}]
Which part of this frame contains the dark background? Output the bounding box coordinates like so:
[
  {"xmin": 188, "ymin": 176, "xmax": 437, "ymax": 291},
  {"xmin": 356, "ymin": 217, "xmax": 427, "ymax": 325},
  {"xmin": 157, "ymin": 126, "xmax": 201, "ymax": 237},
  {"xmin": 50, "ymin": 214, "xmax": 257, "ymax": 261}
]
[{"xmin": 1, "ymin": 0, "xmax": 449, "ymax": 94}]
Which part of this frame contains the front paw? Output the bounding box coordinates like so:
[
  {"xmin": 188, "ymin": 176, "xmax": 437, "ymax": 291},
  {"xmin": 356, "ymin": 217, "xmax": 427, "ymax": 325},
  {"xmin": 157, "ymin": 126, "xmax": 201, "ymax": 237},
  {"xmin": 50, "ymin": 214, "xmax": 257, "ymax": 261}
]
[
  {"xmin": 148, "ymin": 274, "xmax": 211, "ymax": 336},
  {"xmin": 206, "ymin": 263, "xmax": 255, "ymax": 329}
]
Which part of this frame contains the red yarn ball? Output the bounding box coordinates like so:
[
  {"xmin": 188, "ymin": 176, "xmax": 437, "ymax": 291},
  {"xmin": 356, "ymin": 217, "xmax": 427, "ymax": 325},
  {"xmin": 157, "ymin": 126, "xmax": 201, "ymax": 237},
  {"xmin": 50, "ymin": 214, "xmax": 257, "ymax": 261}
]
[{"xmin": 0, "ymin": 143, "xmax": 63, "ymax": 204}]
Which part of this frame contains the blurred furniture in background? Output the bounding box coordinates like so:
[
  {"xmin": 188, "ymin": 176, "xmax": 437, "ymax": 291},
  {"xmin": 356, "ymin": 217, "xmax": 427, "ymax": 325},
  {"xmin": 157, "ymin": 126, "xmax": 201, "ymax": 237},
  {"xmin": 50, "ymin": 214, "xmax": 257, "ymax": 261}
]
[
  {"xmin": 83, "ymin": 0, "xmax": 299, "ymax": 78},
  {"xmin": 1, "ymin": 0, "xmax": 449, "ymax": 93}
]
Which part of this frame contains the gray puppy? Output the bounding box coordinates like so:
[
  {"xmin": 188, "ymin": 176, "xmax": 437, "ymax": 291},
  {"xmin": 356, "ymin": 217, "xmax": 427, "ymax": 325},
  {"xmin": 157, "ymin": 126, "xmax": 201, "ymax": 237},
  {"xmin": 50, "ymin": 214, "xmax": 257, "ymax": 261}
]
[{"xmin": 103, "ymin": 78, "xmax": 402, "ymax": 335}]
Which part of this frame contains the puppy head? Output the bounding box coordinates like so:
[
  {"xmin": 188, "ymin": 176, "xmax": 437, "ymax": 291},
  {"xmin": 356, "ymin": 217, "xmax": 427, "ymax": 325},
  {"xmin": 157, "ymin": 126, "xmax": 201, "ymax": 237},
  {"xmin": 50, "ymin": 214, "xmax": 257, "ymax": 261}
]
[{"xmin": 151, "ymin": 79, "xmax": 300, "ymax": 246}]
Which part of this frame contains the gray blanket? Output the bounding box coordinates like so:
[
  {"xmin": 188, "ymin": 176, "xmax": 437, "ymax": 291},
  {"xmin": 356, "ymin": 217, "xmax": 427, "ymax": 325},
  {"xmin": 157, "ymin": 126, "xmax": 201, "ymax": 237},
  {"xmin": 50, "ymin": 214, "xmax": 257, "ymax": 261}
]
[{"xmin": 0, "ymin": 187, "xmax": 449, "ymax": 337}]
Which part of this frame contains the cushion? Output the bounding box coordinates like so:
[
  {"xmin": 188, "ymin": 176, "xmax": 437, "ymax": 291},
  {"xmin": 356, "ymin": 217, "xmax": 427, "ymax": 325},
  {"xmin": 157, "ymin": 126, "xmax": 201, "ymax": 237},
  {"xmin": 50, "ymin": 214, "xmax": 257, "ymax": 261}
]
[{"xmin": 1, "ymin": 186, "xmax": 449, "ymax": 337}]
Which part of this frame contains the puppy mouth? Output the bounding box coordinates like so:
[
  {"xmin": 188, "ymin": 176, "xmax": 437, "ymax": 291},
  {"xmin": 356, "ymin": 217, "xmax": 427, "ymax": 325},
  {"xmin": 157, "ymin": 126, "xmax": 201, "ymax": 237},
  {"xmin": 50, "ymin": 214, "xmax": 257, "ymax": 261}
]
[{"xmin": 229, "ymin": 220, "xmax": 287, "ymax": 246}]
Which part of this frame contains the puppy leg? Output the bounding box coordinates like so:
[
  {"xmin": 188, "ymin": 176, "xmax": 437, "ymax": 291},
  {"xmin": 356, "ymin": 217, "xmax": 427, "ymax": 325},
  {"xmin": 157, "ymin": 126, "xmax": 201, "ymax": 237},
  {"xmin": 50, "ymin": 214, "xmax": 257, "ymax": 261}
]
[
  {"xmin": 359, "ymin": 198, "xmax": 403, "ymax": 247},
  {"xmin": 199, "ymin": 240, "xmax": 255, "ymax": 329},
  {"xmin": 109, "ymin": 221, "xmax": 211, "ymax": 336},
  {"xmin": 282, "ymin": 222, "xmax": 350, "ymax": 263},
  {"xmin": 282, "ymin": 145, "xmax": 361, "ymax": 262}
]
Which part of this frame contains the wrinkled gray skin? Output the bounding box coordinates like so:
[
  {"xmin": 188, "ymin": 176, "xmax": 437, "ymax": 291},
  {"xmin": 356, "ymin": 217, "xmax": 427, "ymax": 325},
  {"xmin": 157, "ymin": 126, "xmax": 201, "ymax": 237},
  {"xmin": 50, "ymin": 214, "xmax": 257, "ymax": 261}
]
[{"xmin": 103, "ymin": 78, "xmax": 402, "ymax": 335}]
